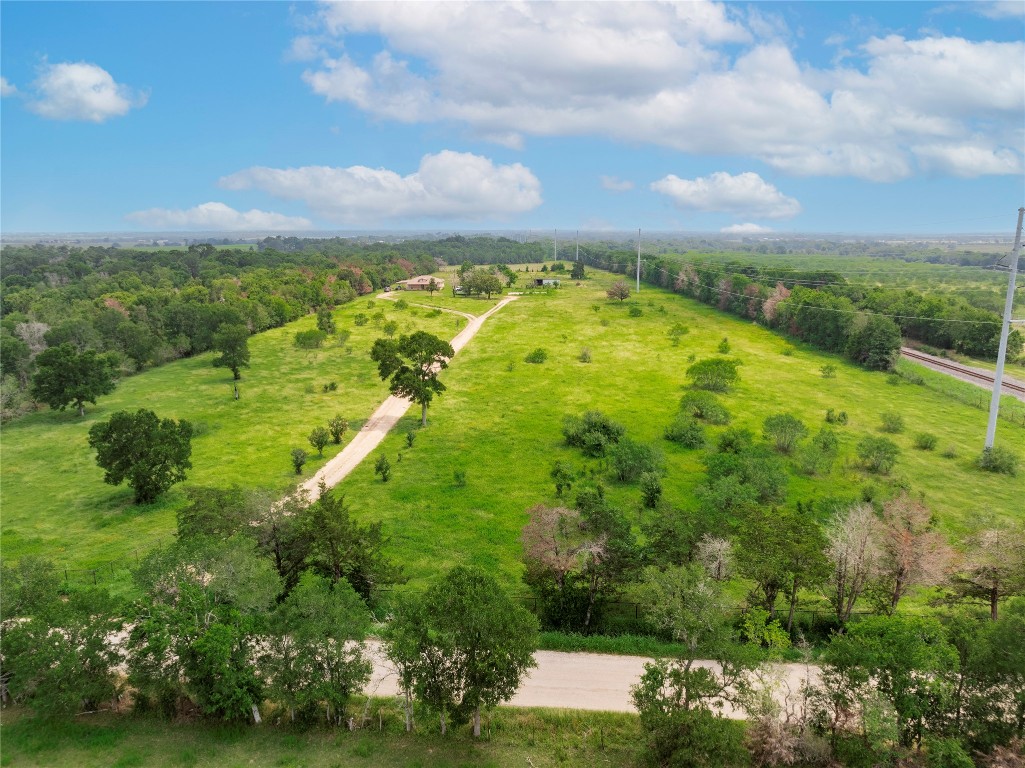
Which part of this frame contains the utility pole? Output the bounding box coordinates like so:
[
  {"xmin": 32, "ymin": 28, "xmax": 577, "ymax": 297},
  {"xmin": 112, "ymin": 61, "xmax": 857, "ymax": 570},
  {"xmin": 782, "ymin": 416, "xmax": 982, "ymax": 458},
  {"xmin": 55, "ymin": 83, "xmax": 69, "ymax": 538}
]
[
  {"xmin": 575, "ymin": 230, "xmax": 579, "ymax": 261},
  {"xmin": 554, "ymin": 228, "xmax": 558, "ymax": 262},
  {"xmin": 636, "ymin": 228, "xmax": 641, "ymax": 292},
  {"xmin": 985, "ymin": 206, "xmax": 1024, "ymax": 450}
]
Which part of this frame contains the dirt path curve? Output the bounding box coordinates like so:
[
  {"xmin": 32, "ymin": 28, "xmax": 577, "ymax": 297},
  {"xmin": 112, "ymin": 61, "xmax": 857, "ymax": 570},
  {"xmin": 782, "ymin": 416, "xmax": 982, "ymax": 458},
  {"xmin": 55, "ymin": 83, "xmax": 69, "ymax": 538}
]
[
  {"xmin": 362, "ymin": 640, "xmax": 817, "ymax": 716},
  {"xmin": 298, "ymin": 296, "xmax": 519, "ymax": 502}
]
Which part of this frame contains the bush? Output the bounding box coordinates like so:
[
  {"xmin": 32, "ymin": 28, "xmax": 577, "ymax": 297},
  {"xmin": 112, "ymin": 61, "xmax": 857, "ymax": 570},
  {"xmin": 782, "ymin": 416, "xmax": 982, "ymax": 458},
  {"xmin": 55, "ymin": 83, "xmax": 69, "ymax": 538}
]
[
  {"xmin": 578, "ymin": 348, "xmax": 592, "ymax": 363},
  {"xmin": 925, "ymin": 737, "xmax": 974, "ymax": 768},
  {"xmin": 374, "ymin": 453, "xmax": 391, "ymax": 482},
  {"xmin": 393, "ymin": 298, "xmax": 408, "ymax": 310},
  {"xmin": 880, "ymin": 411, "xmax": 905, "ymax": 433},
  {"xmin": 291, "ymin": 448, "xmax": 307, "ymax": 474},
  {"xmin": 609, "ymin": 438, "xmax": 664, "ymax": 482},
  {"xmin": 405, "ymin": 430, "xmax": 416, "ymax": 449},
  {"xmin": 781, "ymin": 346, "xmax": 795, "ymax": 356},
  {"xmin": 294, "ymin": 329, "xmax": 328, "ymax": 349},
  {"xmin": 664, "ymin": 414, "xmax": 705, "ymax": 448},
  {"xmin": 453, "ymin": 468, "xmax": 467, "ymax": 487},
  {"xmin": 857, "ymin": 436, "xmax": 900, "ymax": 474},
  {"xmin": 308, "ymin": 426, "xmax": 330, "ymax": 456},
  {"xmin": 353, "ymin": 313, "xmax": 368, "ymax": 327},
  {"xmin": 629, "ymin": 305, "xmax": 643, "ymax": 317},
  {"xmin": 686, "ymin": 357, "xmax": 740, "ymax": 392},
  {"xmin": 336, "ymin": 330, "xmax": 351, "ymax": 346},
  {"xmin": 825, "ymin": 408, "xmax": 849, "ymax": 425},
  {"xmin": 328, "ymin": 415, "xmax": 349, "ymax": 444},
  {"xmin": 640, "ymin": 472, "xmax": 663, "ymax": 508},
  {"xmin": 668, "ymin": 323, "xmax": 689, "ymax": 346},
  {"xmin": 942, "ymin": 444, "xmax": 958, "ymax": 459},
  {"xmin": 762, "ymin": 413, "xmax": 808, "ymax": 454},
  {"xmin": 821, "ymin": 364, "xmax": 836, "ymax": 378},
  {"xmin": 914, "ymin": 432, "xmax": 938, "ymax": 450},
  {"xmin": 716, "ymin": 427, "xmax": 755, "ymax": 454},
  {"xmin": 680, "ymin": 391, "xmax": 731, "ymax": 425},
  {"xmin": 563, "ymin": 410, "xmax": 626, "ymax": 457},
  {"xmin": 322, "ymin": 381, "xmax": 338, "ymax": 392},
  {"xmin": 717, "ymin": 337, "xmax": 730, "ymax": 354},
  {"xmin": 977, "ymin": 446, "xmax": 1019, "ymax": 476},
  {"xmin": 524, "ymin": 348, "xmax": 548, "ymax": 364}
]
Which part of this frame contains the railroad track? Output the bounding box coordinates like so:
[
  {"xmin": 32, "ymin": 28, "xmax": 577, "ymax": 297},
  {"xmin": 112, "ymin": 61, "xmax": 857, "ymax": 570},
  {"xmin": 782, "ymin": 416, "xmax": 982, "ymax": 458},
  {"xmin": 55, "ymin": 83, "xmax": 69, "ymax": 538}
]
[{"xmin": 901, "ymin": 348, "xmax": 1025, "ymax": 396}]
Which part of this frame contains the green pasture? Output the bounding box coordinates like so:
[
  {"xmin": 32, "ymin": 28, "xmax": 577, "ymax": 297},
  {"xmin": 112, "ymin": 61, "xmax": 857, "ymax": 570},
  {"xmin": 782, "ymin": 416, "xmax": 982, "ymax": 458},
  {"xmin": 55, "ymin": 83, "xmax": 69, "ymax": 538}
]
[
  {"xmin": 0, "ymin": 705, "xmax": 646, "ymax": 768},
  {"xmin": 2, "ymin": 269, "xmax": 1022, "ymax": 591},
  {"xmin": 0, "ymin": 299, "xmax": 453, "ymax": 568},
  {"xmin": 325, "ymin": 271, "xmax": 1023, "ymax": 593}
]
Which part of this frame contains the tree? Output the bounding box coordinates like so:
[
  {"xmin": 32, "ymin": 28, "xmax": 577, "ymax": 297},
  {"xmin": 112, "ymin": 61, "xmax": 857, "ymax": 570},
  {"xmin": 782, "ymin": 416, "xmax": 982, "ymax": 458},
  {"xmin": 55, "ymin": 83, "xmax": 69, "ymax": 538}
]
[
  {"xmin": 870, "ymin": 494, "xmax": 952, "ymax": 613},
  {"xmin": 385, "ymin": 566, "xmax": 538, "ymax": 736},
  {"xmin": 762, "ymin": 413, "xmax": 808, "ymax": 454},
  {"xmin": 463, "ymin": 267, "xmax": 503, "ymax": 298},
  {"xmin": 845, "ymin": 314, "xmax": 902, "ymax": 371},
  {"xmin": 695, "ymin": 535, "xmax": 734, "ymax": 582},
  {"xmin": 550, "ymin": 460, "xmax": 574, "ymax": 497},
  {"xmin": 291, "ymin": 448, "xmax": 307, "ymax": 474},
  {"xmin": 950, "ymin": 524, "xmax": 1025, "ymax": 620},
  {"xmin": 858, "ymin": 435, "xmax": 900, "ymax": 474},
  {"xmin": 316, "ymin": 305, "xmax": 336, "ymax": 334},
  {"xmin": 294, "ymin": 329, "xmax": 327, "ymax": 349},
  {"xmin": 686, "ymin": 357, "xmax": 740, "ymax": 392},
  {"xmin": 262, "ymin": 573, "xmax": 372, "ymax": 724},
  {"xmin": 428, "ymin": 277, "xmax": 439, "ymax": 295},
  {"xmin": 826, "ymin": 504, "xmax": 881, "ymax": 624},
  {"xmin": 609, "ymin": 438, "xmax": 664, "ymax": 482},
  {"xmin": 571, "ymin": 261, "xmax": 585, "ymax": 280},
  {"xmin": 370, "ymin": 331, "xmax": 455, "ymax": 426},
  {"xmin": 607, "ymin": 280, "xmax": 631, "ymax": 301},
  {"xmin": 668, "ymin": 322, "xmax": 689, "ymax": 346},
  {"xmin": 375, "ymin": 453, "xmax": 391, "ymax": 482},
  {"xmin": 299, "ymin": 483, "xmax": 402, "ymax": 601},
  {"xmin": 328, "ymin": 415, "xmax": 349, "ymax": 444},
  {"xmin": 382, "ymin": 319, "xmax": 399, "ymax": 337},
  {"xmin": 210, "ymin": 323, "xmax": 250, "ymax": 380},
  {"xmin": 632, "ymin": 564, "xmax": 757, "ymax": 768},
  {"xmin": 87, "ymin": 409, "xmax": 192, "ymax": 503},
  {"xmin": 30, "ymin": 343, "xmax": 117, "ymax": 416},
  {"xmin": 308, "ymin": 426, "xmax": 330, "ymax": 456}
]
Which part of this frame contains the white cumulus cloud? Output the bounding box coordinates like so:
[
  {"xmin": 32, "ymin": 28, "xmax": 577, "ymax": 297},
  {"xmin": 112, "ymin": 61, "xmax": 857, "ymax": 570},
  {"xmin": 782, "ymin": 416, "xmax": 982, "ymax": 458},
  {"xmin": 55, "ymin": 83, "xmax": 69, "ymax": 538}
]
[
  {"xmin": 295, "ymin": 2, "xmax": 1024, "ymax": 181},
  {"xmin": 125, "ymin": 202, "xmax": 313, "ymax": 231},
  {"xmin": 28, "ymin": 61, "xmax": 146, "ymax": 122},
  {"xmin": 601, "ymin": 175, "xmax": 635, "ymax": 192},
  {"xmin": 0, "ymin": 77, "xmax": 16, "ymax": 97},
  {"xmin": 651, "ymin": 171, "xmax": 801, "ymax": 219},
  {"xmin": 219, "ymin": 150, "xmax": 542, "ymax": 224},
  {"xmin": 721, "ymin": 223, "xmax": 774, "ymax": 234}
]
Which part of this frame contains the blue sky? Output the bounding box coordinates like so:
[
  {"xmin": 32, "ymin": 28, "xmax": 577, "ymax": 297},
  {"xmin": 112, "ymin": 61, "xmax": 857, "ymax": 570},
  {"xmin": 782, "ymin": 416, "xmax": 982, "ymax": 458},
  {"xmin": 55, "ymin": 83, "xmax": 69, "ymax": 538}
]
[{"xmin": 1, "ymin": 1, "xmax": 1022, "ymax": 234}]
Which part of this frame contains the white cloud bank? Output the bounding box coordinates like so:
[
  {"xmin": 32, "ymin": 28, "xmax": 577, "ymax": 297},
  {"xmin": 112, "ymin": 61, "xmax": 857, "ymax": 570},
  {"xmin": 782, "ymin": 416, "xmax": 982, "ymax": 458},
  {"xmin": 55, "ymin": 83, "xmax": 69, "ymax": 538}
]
[
  {"xmin": 651, "ymin": 171, "xmax": 801, "ymax": 219},
  {"xmin": 125, "ymin": 202, "xmax": 312, "ymax": 231},
  {"xmin": 0, "ymin": 77, "xmax": 16, "ymax": 97},
  {"xmin": 721, "ymin": 223, "xmax": 773, "ymax": 235},
  {"xmin": 220, "ymin": 150, "xmax": 542, "ymax": 224},
  {"xmin": 27, "ymin": 62, "xmax": 146, "ymax": 122},
  {"xmin": 297, "ymin": 1, "xmax": 1023, "ymax": 181}
]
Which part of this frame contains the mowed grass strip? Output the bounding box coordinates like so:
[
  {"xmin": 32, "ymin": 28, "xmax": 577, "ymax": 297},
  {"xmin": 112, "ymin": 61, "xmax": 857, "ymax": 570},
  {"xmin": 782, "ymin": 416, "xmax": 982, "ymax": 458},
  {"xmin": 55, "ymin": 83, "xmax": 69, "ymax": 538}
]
[
  {"xmin": 0, "ymin": 300, "xmax": 454, "ymax": 568},
  {"xmin": 327, "ymin": 270, "xmax": 1024, "ymax": 592},
  {"xmin": 0, "ymin": 705, "xmax": 645, "ymax": 768}
]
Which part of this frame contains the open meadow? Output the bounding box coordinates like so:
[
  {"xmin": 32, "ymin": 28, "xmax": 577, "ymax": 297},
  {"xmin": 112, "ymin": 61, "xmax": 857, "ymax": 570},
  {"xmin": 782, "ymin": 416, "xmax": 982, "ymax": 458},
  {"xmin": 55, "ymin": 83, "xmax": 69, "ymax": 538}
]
[{"xmin": 1, "ymin": 268, "xmax": 1022, "ymax": 598}]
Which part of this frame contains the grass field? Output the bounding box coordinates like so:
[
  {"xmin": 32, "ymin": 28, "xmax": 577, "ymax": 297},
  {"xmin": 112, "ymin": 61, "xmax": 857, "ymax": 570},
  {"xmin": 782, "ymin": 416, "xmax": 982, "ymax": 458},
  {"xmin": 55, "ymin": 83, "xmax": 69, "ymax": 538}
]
[
  {"xmin": 2, "ymin": 269, "xmax": 1022, "ymax": 594},
  {"xmin": 0, "ymin": 705, "xmax": 648, "ymax": 768},
  {"xmin": 0, "ymin": 298, "xmax": 454, "ymax": 569},
  {"xmin": 323, "ymin": 270, "xmax": 1024, "ymax": 593}
]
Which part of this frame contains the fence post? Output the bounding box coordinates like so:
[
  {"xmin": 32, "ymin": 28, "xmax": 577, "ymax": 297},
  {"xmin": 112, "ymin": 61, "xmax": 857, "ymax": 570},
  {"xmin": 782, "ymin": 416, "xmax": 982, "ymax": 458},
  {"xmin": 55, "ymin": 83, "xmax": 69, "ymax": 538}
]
[{"xmin": 92, "ymin": 569, "xmax": 97, "ymax": 585}]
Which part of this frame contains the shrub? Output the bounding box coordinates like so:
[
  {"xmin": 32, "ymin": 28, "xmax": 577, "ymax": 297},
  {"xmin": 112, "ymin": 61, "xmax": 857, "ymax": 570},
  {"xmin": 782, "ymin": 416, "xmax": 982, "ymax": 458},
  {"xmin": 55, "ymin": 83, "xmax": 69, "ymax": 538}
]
[
  {"xmin": 664, "ymin": 414, "xmax": 705, "ymax": 448},
  {"xmin": 600, "ymin": 318, "xmax": 610, "ymax": 327},
  {"xmin": 308, "ymin": 426, "xmax": 330, "ymax": 456},
  {"xmin": 685, "ymin": 357, "xmax": 740, "ymax": 392},
  {"xmin": 716, "ymin": 428, "xmax": 755, "ymax": 455},
  {"xmin": 322, "ymin": 381, "xmax": 338, "ymax": 392},
  {"xmin": 563, "ymin": 411, "xmax": 626, "ymax": 457},
  {"xmin": 717, "ymin": 337, "xmax": 730, "ymax": 354},
  {"xmin": 781, "ymin": 346, "xmax": 795, "ymax": 356},
  {"xmin": 336, "ymin": 330, "xmax": 352, "ymax": 346},
  {"xmin": 762, "ymin": 413, "xmax": 808, "ymax": 454},
  {"xmin": 796, "ymin": 427, "xmax": 839, "ymax": 475},
  {"xmin": 640, "ymin": 472, "xmax": 663, "ymax": 508},
  {"xmin": 977, "ymin": 446, "xmax": 1019, "ymax": 476},
  {"xmin": 914, "ymin": 432, "xmax": 938, "ymax": 451},
  {"xmin": 382, "ymin": 320, "xmax": 399, "ymax": 337},
  {"xmin": 610, "ymin": 438, "xmax": 664, "ymax": 483},
  {"xmin": 291, "ymin": 448, "xmax": 307, "ymax": 474},
  {"xmin": 825, "ymin": 408, "xmax": 849, "ymax": 425},
  {"xmin": 667, "ymin": 323, "xmax": 689, "ymax": 346},
  {"xmin": 857, "ymin": 436, "xmax": 900, "ymax": 474},
  {"xmin": 393, "ymin": 298, "xmax": 408, "ymax": 310},
  {"xmin": 524, "ymin": 348, "xmax": 548, "ymax": 364},
  {"xmin": 366, "ymin": 300, "xmax": 375, "ymax": 309},
  {"xmin": 353, "ymin": 313, "xmax": 369, "ymax": 327},
  {"xmin": 942, "ymin": 444, "xmax": 958, "ymax": 459},
  {"xmin": 453, "ymin": 468, "xmax": 467, "ymax": 487},
  {"xmin": 821, "ymin": 364, "xmax": 836, "ymax": 378},
  {"xmin": 328, "ymin": 415, "xmax": 349, "ymax": 444},
  {"xmin": 925, "ymin": 737, "xmax": 974, "ymax": 768},
  {"xmin": 294, "ymin": 329, "xmax": 328, "ymax": 349},
  {"xmin": 578, "ymin": 348, "xmax": 592, "ymax": 363},
  {"xmin": 374, "ymin": 453, "xmax": 391, "ymax": 482},
  {"xmin": 680, "ymin": 391, "xmax": 731, "ymax": 425},
  {"xmin": 629, "ymin": 305, "xmax": 643, "ymax": 317},
  {"xmin": 880, "ymin": 411, "xmax": 905, "ymax": 433},
  {"xmin": 405, "ymin": 430, "xmax": 416, "ymax": 449}
]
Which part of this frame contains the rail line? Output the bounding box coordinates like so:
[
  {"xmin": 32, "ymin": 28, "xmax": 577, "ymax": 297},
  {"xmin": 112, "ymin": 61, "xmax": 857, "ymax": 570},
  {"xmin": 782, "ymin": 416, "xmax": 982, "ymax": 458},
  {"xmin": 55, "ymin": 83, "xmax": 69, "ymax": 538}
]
[{"xmin": 901, "ymin": 348, "xmax": 1025, "ymax": 396}]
